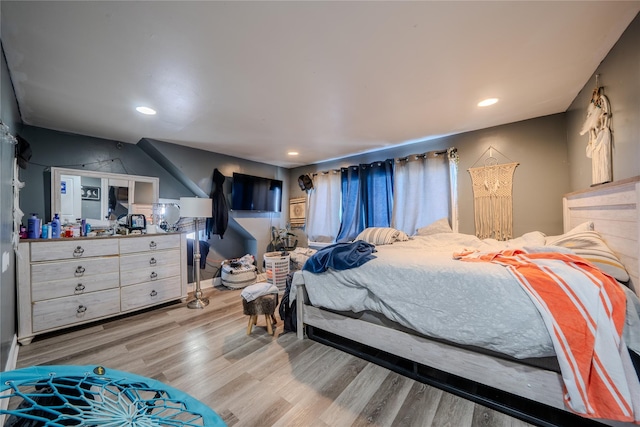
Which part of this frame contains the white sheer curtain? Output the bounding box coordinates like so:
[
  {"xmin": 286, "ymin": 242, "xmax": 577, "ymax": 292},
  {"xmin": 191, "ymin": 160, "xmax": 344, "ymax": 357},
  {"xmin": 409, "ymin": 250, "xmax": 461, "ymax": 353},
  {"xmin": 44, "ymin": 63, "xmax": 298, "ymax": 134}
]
[
  {"xmin": 306, "ymin": 171, "xmax": 342, "ymax": 243},
  {"xmin": 392, "ymin": 149, "xmax": 458, "ymax": 235}
]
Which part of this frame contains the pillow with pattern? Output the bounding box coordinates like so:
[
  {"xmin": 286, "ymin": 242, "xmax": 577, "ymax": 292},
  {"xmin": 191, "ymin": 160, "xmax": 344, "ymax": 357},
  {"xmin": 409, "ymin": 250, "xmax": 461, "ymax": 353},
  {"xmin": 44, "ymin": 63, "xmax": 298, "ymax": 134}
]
[
  {"xmin": 546, "ymin": 230, "xmax": 629, "ymax": 283},
  {"xmin": 355, "ymin": 227, "xmax": 409, "ymax": 245}
]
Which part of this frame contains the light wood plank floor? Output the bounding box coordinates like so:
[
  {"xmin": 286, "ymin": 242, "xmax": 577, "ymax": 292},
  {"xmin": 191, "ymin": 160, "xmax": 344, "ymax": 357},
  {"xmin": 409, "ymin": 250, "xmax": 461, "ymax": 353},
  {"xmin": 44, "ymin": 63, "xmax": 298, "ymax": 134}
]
[{"xmin": 15, "ymin": 286, "xmax": 535, "ymax": 427}]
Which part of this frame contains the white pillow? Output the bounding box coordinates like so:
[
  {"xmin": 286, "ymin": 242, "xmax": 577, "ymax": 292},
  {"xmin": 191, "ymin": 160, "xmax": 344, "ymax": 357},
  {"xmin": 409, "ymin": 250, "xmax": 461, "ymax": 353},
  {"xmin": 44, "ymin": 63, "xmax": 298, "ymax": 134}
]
[
  {"xmin": 545, "ymin": 221, "xmax": 594, "ymax": 243},
  {"xmin": 415, "ymin": 218, "xmax": 453, "ymax": 236},
  {"xmin": 355, "ymin": 227, "xmax": 409, "ymax": 245},
  {"xmin": 504, "ymin": 231, "xmax": 547, "ymax": 248}
]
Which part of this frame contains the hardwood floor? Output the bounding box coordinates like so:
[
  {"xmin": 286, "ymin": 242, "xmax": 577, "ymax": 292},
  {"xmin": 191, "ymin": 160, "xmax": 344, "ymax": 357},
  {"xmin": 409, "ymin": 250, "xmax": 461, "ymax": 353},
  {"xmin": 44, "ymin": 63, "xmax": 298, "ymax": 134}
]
[{"xmin": 14, "ymin": 286, "xmax": 535, "ymax": 427}]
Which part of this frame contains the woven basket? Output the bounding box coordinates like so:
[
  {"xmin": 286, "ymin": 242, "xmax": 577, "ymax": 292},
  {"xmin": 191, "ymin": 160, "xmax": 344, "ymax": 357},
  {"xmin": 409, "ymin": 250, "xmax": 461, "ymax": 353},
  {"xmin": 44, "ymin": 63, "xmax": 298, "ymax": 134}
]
[{"xmin": 221, "ymin": 262, "xmax": 257, "ymax": 289}]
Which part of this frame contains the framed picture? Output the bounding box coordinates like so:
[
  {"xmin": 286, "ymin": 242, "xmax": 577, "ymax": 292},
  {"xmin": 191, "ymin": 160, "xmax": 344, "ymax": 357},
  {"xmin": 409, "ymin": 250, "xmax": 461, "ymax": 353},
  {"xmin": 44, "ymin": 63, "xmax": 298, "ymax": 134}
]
[
  {"xmin": 81, "ymin": 185, "xmax": 101, "ymax": 201},
  {"xmin": 289, "ymin": 197, "xmax": 306, "ymax": 228}
]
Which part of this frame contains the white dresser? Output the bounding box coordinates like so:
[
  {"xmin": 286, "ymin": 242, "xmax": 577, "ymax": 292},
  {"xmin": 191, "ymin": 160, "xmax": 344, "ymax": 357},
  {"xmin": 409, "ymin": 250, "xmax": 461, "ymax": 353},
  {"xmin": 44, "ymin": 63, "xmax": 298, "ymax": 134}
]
[{"xmin": 16, "ymin": 233, "xmax": 187, "ymax": 345}]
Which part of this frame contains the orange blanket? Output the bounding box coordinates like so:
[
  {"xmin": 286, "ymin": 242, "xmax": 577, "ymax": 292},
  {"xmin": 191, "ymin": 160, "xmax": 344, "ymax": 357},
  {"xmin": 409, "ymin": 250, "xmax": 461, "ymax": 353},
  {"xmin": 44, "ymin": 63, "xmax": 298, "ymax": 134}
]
[{"xmin": 460, "ymin": 249, "xmax": 640, "ymax": 423}]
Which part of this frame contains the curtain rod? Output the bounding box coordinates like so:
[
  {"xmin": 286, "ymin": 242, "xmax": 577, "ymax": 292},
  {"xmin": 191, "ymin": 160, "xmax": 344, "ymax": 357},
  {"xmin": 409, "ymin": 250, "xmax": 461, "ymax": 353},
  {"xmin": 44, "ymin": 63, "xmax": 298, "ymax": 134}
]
[
  {"xmin": 312, "ymin": 148, "xmax": 455, "ymax": 176},
  {"xmin": 396, "ymin": 148, "xmax": 450, "ymax": 163}
]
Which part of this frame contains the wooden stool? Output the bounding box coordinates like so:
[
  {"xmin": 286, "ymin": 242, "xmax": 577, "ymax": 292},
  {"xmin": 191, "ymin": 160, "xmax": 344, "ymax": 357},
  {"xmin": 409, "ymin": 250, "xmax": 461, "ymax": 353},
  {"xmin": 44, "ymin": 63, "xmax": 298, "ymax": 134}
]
[{"xmin": 242, "ymin": 293, "xmax": 279, "ymax": 335}]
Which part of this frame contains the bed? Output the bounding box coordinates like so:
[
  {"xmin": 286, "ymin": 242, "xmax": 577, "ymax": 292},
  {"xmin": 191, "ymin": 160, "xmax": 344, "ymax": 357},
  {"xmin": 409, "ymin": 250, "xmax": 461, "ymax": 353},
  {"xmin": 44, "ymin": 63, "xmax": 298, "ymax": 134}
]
[{"xmin": 294, "ymin": 176, "xmax": 640, "ymax": 427}]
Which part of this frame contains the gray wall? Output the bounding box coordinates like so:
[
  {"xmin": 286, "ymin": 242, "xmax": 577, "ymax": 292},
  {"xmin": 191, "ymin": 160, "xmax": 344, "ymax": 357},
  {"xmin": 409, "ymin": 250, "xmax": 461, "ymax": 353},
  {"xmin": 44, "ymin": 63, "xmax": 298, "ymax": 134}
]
[
  {"xmin": 17, "ymin": 125, "xmax": 193, "ymax": 223},
  {"xmin": 15, "ymin": 128, "xmax": 291, "ymax": 275},
  {"xmin": 139, "ymin": 138, "xmax": 290, "ymax": 267},
  {"xmin": 290, "ymin": 113, "xmax": 570, "ymax": 241},
  {"xmin": 566, "ymin": 12, "xmax": 640, "ymax": 190},
  {"xmin": 1, "ymin": 44, "xmax": 22, "ymax": 371}
]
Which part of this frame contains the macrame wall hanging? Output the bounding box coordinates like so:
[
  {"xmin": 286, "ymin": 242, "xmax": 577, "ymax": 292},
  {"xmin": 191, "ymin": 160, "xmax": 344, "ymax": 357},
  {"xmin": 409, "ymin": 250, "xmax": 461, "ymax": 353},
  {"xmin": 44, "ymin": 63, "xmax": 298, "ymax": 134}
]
[
  {"xmin": 468, "ymin": 146, "xmax": 518, "ymax": 240},
  {"xmin": 580, "ymin": 74, "xmax": 612, "ymax": 186}
]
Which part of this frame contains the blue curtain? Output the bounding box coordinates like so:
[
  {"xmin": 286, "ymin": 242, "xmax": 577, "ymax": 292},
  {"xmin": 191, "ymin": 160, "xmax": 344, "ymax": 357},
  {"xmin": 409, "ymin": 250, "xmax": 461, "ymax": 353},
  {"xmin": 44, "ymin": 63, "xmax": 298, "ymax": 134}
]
[
  {"xmin": 336, "ymin": 166, "xmax": 362, "ymax": 242},
  {"xmin": 336, "ymin": 159, "xmax": 394, "ymax": 242},
  {"xmin": 361, "ymin": 159, "xmax": 394, "ymax": 228}
]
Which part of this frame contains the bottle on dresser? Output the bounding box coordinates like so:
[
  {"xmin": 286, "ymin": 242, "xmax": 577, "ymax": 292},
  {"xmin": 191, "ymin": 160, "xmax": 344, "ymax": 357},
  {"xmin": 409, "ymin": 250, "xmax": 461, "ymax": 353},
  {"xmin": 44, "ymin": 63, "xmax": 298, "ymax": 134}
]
[
  {"xmin": 51, "ymin": 213, "xmax": 61, "ymax": 238},
  {"xmin": 27, "ymin": 214, "xmax": 40, "ymax": 239},
  {"xmin": 41, "ymin": 223, "xmax": 49, "ymax": 239}
]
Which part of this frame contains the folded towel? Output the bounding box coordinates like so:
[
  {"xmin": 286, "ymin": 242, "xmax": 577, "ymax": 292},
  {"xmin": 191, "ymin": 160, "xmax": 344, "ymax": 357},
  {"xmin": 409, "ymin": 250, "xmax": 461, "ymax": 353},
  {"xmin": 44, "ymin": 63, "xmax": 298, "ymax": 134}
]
[{"xmin": 241, "ymin": 282, "xmax": 279, "ymax": 302}]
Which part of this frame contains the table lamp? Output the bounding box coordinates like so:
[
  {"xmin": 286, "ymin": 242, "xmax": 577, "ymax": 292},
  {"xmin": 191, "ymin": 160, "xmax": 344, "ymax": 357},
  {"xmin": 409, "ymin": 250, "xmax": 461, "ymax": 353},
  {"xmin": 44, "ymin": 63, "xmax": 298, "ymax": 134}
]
[{"xmin": 180, "ymin": 197, "xmax": 212, "ymax": 309}]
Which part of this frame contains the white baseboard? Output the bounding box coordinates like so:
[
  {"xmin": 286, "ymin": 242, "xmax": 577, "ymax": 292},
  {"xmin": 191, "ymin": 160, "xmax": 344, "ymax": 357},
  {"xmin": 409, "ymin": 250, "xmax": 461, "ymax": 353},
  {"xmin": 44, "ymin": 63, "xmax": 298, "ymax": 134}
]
[
  {"xmin": 3, "ymin": 334, "xmax": 18, "ymax": 372},
  {"xmin": 187, "ymin": 277, "xmax": 220, "ymax": 293}
]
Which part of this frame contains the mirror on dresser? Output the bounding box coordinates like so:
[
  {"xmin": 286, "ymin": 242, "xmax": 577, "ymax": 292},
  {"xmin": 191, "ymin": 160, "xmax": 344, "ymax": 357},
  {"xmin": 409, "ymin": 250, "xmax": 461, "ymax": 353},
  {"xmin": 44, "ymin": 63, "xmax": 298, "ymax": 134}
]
[{"xmin": 50, "ymin": 167, "xmax": 159, "ymax": 225}]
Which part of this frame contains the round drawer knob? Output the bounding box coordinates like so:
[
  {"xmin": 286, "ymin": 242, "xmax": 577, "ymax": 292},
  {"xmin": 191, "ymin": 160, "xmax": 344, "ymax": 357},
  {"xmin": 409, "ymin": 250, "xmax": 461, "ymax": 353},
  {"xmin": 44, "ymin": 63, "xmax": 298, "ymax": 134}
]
[
  {"xmin": 76, "ymin": 305, "xmax": 87, "ymax": 315},
  {"xmin": 149, "ymin": 257, "xmax": 157, "ymax": 266},
  {"xmin": 150, "ymin": 290, "xmax": 158, "ymax": 297},
  {"xmin": 75, "ymin": 266, "xmax": 86, "ymax": 276},
  {"xmin": 73, "ymin": 246, "xmax": 85, "ymax": 257},
  {"xmin": 149, "ymin": 241, "xmax": 157, "ymax": 250},
  {"xmin": 150, "ymin": 271, "xmax": 158, "ymax": 280},
  {"xmin": 74, "ymin": 284, "xmax": 86, "ymax": 294}
]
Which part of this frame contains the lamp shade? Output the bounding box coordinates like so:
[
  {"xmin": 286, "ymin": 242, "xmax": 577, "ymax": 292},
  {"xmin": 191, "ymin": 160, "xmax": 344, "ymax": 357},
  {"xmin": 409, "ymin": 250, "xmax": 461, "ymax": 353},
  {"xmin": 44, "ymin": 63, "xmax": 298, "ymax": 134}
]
[{"xmin": 179, "ymin": 197, "xmax": 212, "ymax": 218}]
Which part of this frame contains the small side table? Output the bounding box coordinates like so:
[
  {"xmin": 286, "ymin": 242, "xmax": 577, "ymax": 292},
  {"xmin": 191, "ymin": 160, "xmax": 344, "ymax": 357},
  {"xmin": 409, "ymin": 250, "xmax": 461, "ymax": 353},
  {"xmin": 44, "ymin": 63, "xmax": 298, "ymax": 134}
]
[{"xmin": 242, "ymin": 293, "xmax": 279, "ymax": 335}]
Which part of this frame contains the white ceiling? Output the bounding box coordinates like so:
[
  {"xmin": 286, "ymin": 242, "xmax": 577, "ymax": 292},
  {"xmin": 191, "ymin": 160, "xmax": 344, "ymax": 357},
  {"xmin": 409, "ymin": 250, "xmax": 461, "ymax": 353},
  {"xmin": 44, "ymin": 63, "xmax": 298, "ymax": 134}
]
[{"xmin": 2, "ymin": 1, "xmax": 639, "ymax": 168}]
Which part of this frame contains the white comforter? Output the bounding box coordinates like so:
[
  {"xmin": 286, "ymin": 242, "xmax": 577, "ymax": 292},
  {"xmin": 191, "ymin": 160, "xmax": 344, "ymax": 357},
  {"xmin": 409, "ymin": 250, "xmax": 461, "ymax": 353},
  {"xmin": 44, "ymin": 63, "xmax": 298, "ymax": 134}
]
[{"xmin": 293, "ymin": 231, "xmax": 640, "ymax": 359}]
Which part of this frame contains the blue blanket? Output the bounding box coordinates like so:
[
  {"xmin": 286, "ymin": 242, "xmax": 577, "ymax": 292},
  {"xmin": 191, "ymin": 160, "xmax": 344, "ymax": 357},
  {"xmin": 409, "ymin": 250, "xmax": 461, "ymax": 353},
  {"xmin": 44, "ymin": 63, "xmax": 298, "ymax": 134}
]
[{"xmin": 303, "ymin": 240, "xmax": 376, "ymax": 273}]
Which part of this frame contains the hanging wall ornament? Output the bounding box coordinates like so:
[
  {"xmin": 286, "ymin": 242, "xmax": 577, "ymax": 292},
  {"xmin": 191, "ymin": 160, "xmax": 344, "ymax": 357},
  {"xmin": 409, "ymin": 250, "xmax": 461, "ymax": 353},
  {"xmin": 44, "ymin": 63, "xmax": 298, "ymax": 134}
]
[
  {"xmin": 580, "ymin": 75, "xmax": 613, "ymax": 186},
  {"xmin": 468, "ymin": 147, "xmax": 518, "ymax": 240},
  {"xmin": 289, "ymin": 197, "xmax": 306, "ymax": 228},
  {"xmin": 297, "ymin": 174, "xmax": 314, "ymax": 191}
]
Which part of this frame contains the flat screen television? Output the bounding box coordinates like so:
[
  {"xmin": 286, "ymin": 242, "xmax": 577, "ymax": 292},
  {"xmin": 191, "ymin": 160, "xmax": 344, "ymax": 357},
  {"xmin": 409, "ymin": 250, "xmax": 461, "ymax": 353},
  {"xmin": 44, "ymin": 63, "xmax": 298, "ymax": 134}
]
[{"xmin": 231, "ymin": 172, "xmax": 283, "ymax": 212}]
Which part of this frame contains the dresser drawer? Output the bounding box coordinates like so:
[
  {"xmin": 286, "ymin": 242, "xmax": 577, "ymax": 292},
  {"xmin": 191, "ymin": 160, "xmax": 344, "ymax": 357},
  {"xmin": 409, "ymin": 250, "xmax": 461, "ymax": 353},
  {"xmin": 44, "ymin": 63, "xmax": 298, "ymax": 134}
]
[
  {"xmin": 120, "ymin": 264, "xmax": 181, "ymax": 287},
  {"xmin": 31, "ymin": 257, "xmax": 119, "ymax": 284},
  {"xmin": 120, "ymin": 278, "xmax": 181, "ymax": 311},
  {"xmin": 119, "ymin": 249, "xmax": 180, "ymax": 272},
  {"xmin": 30, "ymin": 239, "xmax": 119, "ymax": 262},
  {"xmin": 32, "ymin": 271, "xmax": 120, "ymax": 301},
  {"xmin": 32, "ymin": 288, "xmax": 121, "ymax": 332},
  {"xmin": 119, "ymin": 234, "xmax": 181, "ymax": 254}
]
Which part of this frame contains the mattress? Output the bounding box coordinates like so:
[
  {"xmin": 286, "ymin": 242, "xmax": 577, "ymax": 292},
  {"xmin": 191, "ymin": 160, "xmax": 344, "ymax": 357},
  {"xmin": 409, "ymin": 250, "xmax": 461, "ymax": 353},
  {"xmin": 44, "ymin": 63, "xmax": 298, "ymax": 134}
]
[{"xmin": 293, "ymin": 231, "xmax": 640, "ymax": 361}]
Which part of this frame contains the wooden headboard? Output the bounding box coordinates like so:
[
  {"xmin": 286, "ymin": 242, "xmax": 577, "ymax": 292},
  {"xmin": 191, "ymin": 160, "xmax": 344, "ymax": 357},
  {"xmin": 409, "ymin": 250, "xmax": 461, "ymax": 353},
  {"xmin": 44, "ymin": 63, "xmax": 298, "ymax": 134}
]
[{"xmin": 563, "ymin": 176, "xmax": 640, "ymax": 297}]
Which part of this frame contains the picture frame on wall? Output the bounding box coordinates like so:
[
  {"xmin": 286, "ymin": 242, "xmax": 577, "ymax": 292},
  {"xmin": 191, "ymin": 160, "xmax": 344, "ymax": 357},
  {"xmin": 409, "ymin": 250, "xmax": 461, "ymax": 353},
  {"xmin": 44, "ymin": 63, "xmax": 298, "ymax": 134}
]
[
  {"xmin": 289, "ymin": 197, "xmax": 306, "ymax": 228},
  {"xmin": 81, "ymin": 185, "xmax": 101, "ymax": 201}
]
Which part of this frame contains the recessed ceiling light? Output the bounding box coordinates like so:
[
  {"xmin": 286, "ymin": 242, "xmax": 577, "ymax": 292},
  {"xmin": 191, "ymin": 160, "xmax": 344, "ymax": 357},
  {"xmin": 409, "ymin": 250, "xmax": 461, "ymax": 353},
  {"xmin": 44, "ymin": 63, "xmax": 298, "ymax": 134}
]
[
  {"xmin": 288, "ymin": 151, "xmax": 299, "ymax": 156},
  {"xmin": 136, "ymin": 106, "xmax": 157, "ymax": 115},
  {"xmin": 478, "ymin": 98, "xmax": 499, "ymax": 107}
]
